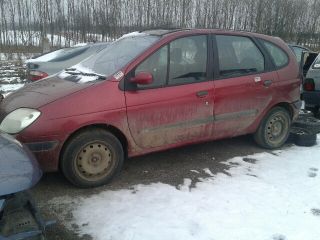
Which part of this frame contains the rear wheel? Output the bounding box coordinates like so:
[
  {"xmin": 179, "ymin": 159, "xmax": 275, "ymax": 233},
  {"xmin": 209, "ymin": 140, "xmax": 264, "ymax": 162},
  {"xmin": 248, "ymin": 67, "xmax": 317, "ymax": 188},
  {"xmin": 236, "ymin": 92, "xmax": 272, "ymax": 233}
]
[
  {"xmin": 254, "ymin": 107, "xmax": 291, "ymax": 149},
  {"xmin": 61, "ymin": 129, "xmax": 124, "ymax": 188}
]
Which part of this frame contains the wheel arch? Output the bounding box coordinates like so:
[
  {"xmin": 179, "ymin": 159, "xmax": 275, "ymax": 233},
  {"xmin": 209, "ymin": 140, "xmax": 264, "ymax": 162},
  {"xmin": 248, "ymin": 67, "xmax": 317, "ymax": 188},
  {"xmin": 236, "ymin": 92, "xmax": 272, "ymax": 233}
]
[
  {"xmin": 252, "ymin": 101, "xmax": 295, "ymax": 134},
  {"xmin": 59, "ymin": 123, "xmax": 128, "ymax": 169},
  {"xmin": 271, "ymin": 102, "xmax": 294, "ymax": 119}
]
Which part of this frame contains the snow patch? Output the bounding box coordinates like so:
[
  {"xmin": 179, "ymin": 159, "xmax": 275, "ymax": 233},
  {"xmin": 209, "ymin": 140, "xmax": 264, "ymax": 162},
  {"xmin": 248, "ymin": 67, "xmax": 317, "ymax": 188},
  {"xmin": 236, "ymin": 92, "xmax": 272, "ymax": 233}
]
[
  {"xmin": 53, "ymin": 139, "xmax": 320, "ymax": 240},
  {"xmin": 119, "ymin": 31, "xmax": 147, "ymax": 40},
  {"xmin": 0, "ymin": 83, "xmax": 24, "ymax": 93}
]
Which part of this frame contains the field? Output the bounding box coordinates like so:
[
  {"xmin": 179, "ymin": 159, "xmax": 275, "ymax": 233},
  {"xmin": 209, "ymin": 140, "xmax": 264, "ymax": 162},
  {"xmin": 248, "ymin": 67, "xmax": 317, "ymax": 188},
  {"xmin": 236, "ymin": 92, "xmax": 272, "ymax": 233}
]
[{"xmin": 0, "ymin": 59, "xmax": 29, "ymax": 97}]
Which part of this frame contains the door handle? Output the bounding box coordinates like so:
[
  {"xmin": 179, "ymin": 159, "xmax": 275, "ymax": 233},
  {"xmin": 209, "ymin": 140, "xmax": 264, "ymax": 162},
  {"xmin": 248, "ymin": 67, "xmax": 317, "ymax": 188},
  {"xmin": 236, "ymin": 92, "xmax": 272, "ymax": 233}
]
[
  {"xmin": 263, "ymin": 80, "xmax": 273, "ymax": 87},
  {"xmin": 196, "ymin": 91, "xmax": 208, "ymax": 98}
]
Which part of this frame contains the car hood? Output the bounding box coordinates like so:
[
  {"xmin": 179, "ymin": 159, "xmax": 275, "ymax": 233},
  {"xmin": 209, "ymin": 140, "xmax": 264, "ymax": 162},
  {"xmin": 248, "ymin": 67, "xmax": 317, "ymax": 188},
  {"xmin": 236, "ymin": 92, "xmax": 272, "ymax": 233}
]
[{"xmin": 0, "ymin": 75, "xmax": 94, "ymax": 119}]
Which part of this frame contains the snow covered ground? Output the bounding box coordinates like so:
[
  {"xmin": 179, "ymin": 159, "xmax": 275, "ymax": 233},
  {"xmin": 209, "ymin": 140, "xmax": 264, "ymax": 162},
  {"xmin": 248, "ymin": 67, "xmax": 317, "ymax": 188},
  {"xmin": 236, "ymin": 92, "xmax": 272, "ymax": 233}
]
[
  {"xmin": 0, "ymin": 60, "xmax": 27, "ymax": 96},
  {"xmin": 49, "ymin": 138, "xmax": 320, "ymax": 240}
]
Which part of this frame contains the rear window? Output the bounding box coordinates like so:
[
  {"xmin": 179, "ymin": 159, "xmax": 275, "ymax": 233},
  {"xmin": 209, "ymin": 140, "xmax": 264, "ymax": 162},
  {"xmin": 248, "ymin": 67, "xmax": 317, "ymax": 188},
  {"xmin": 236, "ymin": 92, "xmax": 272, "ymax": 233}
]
[
  {"xmin": 262, "ymin": 40, "xmax": 289, "ymax": 68},
  {"xmin": 34, "ymin": 46, "xmax": 89, "ymax": 62}
]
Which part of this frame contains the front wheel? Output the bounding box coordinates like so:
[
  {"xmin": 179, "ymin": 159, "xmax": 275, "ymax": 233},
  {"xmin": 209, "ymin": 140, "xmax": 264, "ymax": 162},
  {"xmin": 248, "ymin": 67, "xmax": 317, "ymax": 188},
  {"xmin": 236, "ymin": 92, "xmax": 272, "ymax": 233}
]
[
  {"xmin": 61, "ymin": 129, "xmax": 124, "ymax": 188},
  {"xmin": 254, "ymin": 107, "xmax": 291, "ymax": 149}
]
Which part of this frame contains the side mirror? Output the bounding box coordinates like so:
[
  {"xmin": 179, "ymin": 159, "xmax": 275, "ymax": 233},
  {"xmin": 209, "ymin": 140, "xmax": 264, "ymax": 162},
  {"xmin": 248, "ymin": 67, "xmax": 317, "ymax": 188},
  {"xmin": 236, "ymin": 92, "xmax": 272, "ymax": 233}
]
[{"xmin": 130, "ymin": 72, "xmax": 153, "ymax": 85}]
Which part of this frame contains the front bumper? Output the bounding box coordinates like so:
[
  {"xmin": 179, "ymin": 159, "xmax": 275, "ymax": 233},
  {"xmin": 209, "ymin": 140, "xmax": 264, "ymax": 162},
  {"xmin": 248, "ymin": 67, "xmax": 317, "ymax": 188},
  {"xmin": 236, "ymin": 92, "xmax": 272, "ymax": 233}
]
[{"xmin": 20, "ymin": 139, "xmax": 61, "ymax": 172}]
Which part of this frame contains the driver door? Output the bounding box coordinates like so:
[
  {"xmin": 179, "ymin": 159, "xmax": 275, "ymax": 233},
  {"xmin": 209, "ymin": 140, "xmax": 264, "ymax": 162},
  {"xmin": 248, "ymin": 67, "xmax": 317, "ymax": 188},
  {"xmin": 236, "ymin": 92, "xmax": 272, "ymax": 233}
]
[{"xmin": 124, "ymin": 35, "xmax": 214, "ymax": 149}]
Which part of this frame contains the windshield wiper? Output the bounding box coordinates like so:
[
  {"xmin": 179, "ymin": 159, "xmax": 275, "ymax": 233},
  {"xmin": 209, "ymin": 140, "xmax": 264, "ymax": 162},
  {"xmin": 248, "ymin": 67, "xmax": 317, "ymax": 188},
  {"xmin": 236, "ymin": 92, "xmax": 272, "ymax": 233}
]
[{"xmin": 64, "ymin": 68, "xmax": 105, "ymax": 80}]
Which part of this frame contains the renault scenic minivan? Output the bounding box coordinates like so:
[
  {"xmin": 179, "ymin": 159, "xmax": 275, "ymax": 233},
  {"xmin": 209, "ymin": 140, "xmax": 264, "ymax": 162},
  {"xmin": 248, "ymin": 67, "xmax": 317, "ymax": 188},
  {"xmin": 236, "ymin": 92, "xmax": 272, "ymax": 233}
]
[{"xmin": 0, "ymin": 29, "xmax": 301, "ymax": 187}]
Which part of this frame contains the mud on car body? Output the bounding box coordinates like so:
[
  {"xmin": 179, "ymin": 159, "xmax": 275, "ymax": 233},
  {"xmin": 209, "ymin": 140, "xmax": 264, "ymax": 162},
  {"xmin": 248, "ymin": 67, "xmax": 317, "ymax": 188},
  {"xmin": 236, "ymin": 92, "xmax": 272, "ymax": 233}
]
[{"xmin": 0, "ymin": 29, "xmax": 301, "ymax": 187}]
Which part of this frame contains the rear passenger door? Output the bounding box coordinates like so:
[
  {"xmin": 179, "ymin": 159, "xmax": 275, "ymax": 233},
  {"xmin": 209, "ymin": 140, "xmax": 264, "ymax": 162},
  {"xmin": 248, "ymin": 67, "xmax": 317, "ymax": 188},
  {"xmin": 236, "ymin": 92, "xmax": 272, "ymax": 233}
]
[{"xmin": 213, "ymin": 34, "xmax": 278, "ymax": 139}]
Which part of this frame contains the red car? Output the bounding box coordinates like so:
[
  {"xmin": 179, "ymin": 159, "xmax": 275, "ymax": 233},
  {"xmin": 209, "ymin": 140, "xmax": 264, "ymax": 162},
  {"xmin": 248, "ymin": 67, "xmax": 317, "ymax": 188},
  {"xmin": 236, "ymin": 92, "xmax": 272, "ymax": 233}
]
[{"xmin": 0, "ymin": 29, "xmax": 301, "ymax": 187}]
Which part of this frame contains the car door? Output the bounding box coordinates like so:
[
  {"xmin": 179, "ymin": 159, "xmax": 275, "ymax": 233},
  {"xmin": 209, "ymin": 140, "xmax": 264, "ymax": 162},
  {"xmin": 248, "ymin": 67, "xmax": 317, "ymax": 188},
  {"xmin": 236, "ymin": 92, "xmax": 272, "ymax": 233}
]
[
  {"xmin": 125, "ymin": 35, "xmax": 215, "ymax": 149},
  {"xmin": 212, "ymin": 34, "xmax": 278, "ymax": 139}
]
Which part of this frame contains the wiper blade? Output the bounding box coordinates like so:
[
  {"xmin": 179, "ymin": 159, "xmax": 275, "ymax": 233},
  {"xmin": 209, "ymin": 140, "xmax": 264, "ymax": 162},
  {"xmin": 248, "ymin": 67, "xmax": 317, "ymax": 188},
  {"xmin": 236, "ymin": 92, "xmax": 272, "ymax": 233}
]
[{"xmin": 64, "ymin": 68, "xmax": 105, "ymax": 80}]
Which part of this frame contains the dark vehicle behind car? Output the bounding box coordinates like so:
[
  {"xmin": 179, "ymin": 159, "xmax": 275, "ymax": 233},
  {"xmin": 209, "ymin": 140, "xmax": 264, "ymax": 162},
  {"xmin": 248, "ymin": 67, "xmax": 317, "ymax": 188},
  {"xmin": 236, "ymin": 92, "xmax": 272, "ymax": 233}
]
[{"xmin": 302, "ymin": 53, "xmax": 320, "ymax": 115}]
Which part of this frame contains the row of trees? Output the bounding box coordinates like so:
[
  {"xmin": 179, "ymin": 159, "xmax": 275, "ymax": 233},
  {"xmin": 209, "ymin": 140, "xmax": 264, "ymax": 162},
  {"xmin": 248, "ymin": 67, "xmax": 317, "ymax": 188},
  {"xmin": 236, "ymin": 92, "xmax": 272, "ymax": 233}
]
[{"xmin": 0, "ymin": 0, "xmax": 320, "ymax": 50}]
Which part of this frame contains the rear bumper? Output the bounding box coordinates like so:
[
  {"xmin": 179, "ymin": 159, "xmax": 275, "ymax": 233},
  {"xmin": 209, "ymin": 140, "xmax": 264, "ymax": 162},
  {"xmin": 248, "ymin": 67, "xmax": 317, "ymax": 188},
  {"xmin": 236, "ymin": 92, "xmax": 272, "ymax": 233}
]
[{"xmin": 302, "ymin": 91, "xmax": 320, "ymax": 108}]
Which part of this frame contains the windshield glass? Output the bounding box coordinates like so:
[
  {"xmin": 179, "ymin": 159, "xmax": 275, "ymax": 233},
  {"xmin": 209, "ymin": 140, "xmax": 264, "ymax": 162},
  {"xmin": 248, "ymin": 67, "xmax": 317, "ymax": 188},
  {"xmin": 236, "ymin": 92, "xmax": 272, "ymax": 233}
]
[{"xmin": 75, "ymin": 34, "xmax": 160, "ymax": 77}]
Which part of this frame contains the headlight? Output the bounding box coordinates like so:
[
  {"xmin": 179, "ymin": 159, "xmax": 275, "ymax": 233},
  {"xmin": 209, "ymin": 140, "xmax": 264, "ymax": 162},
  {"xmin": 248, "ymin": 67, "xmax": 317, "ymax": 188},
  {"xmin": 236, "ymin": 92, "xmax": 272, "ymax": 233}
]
[{"xmin": 0, "ymin": 108, "xmax": 41, "ymax": 134}]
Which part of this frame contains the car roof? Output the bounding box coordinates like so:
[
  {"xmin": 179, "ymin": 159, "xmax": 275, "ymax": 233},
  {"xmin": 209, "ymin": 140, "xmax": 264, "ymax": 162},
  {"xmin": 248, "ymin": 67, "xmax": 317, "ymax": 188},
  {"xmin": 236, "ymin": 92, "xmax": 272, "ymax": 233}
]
[{"xmin": 140, "ymin": 28, "xmax": 281, "ymax": 41}]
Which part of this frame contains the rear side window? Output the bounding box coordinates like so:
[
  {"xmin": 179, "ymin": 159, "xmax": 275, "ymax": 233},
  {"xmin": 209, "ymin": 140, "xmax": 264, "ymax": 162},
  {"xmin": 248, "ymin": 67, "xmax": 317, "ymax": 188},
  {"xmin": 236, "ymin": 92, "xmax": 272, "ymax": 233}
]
[
  {"xmin": 262, "ymin": 40, "xmax": 288, "ymax": 68},
  {"xmin": 216, "ymin": 35, "xmax": 265, "ymax": 78}
]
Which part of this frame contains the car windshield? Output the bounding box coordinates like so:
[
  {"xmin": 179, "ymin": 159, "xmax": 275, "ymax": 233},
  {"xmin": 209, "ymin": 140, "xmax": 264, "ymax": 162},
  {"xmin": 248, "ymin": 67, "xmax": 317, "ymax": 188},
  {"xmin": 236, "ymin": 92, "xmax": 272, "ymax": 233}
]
[{"xmin": 74, "ymin": 34, "xmax": 160, "ymax": 77}]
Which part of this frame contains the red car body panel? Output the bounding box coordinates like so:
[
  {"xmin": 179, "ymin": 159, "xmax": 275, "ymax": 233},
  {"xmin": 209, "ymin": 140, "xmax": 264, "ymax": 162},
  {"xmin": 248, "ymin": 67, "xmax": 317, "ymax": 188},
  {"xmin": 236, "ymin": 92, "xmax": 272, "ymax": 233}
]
[{"xmin": 0, "ymin": 29, "xmax": 301, "ymax": 172}]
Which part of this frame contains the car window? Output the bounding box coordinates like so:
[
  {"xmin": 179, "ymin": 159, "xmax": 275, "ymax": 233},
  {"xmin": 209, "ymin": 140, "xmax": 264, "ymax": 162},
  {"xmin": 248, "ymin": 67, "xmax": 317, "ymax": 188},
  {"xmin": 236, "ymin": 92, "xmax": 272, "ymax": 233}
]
[
  {"xmin": 313, "ymin": 55, "xmax": 320, "ymax": 69},
  {"xmin": 49, "ymin": 47, "xmax": 89, "ymax": 62},
  {"xmin": 135, "ymin": 46, "xmax": 168, "ymax": 88},
  {"xmin": 262, "ymin": 40, "xmax": 288, "ymax": 68},
  {"xmin": 32, "ymin": 47, "xmax": 89, "ymax": 62},
  {"xmin": 79, "ymin": 35, "xmax": 160, "ymax": 77},
  {"xmin": 216, "ymin": 35, "xmax": 265, "ymax": 78},
  {"xmin": 168, "ymin": 35, "xmax": 207, "ymax": 85},
  {"xmin": 292, "ymin": 46, "xmax": 305, "ymax": 64}
]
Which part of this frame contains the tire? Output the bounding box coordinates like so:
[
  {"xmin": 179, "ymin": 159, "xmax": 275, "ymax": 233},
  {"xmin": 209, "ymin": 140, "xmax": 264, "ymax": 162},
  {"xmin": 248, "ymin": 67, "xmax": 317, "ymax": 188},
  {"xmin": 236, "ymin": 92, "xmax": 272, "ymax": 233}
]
[
  {"xmin": 0, "ymin": 192, "xmax": 44, "ymax": 240},
  {"xmin": 299, "ymin": 109, "xmax": 314, "ymax": 118},
  {"xmin": 254, "ymin": 107, "xmax": 291, "ymax": 149},
  {"xmin": 291, "ymin": 127, "xmax": 317, "ymax": 147},
  {"xmin": 292, "ymin": 115, "xmax": 320, "ymax": 133},
  {"xmin": 61, "ymin": 129, "xmax": 124, "ymax": 188}
]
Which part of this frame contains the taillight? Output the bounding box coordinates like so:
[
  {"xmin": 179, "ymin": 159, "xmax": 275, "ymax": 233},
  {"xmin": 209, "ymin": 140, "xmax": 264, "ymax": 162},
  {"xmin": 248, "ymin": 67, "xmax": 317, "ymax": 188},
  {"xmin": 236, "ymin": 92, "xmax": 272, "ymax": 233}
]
[
  {"xmin": 303, "ymin": 78, "xmax": 315, "ymax": 91},
  {"xmin": 28, "ymin": 70, "xmax": 48, "ymax": 81}
]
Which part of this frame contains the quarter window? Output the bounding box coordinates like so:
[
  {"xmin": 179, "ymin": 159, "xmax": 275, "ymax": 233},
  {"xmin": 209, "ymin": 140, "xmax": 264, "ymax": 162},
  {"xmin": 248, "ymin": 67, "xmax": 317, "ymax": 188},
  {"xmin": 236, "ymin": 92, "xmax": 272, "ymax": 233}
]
[
  {"xmin": 262, "ymin": 40, "xmax": 289, "ymax": 68},
  {"xmin": 216, "ymin": 35, "xmax": 265, "ymax": 77},
  {"xmin": 135, "ymin": 46, "xmax": 168, "ymax": 88}
]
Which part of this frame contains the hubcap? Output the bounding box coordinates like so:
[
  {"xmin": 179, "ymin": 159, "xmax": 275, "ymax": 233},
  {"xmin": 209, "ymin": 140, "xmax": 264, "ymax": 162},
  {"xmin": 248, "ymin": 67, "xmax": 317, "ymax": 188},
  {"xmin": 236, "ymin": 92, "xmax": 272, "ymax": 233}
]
[
  {"xmin": 266, "ymin": 114, "xmax": 288, "ymax": 144},
  {"xmin": 75, "ymin": 142, "xmax": 114, "ymax": 181}
]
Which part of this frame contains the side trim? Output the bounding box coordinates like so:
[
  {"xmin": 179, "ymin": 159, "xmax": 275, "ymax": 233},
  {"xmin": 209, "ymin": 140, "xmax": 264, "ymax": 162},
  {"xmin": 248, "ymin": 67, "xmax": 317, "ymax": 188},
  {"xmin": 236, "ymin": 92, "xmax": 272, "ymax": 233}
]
[
  {"xmin": 26, "ymin": 141, "xmax": 58, "ymax": 152},
  {"xmin": 215, "ymin": 109, "xmax": 258, "ymax": 121},
  {"xmin": 142, "ymin": 109, "xmax": 258, "ymax": 133}
]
